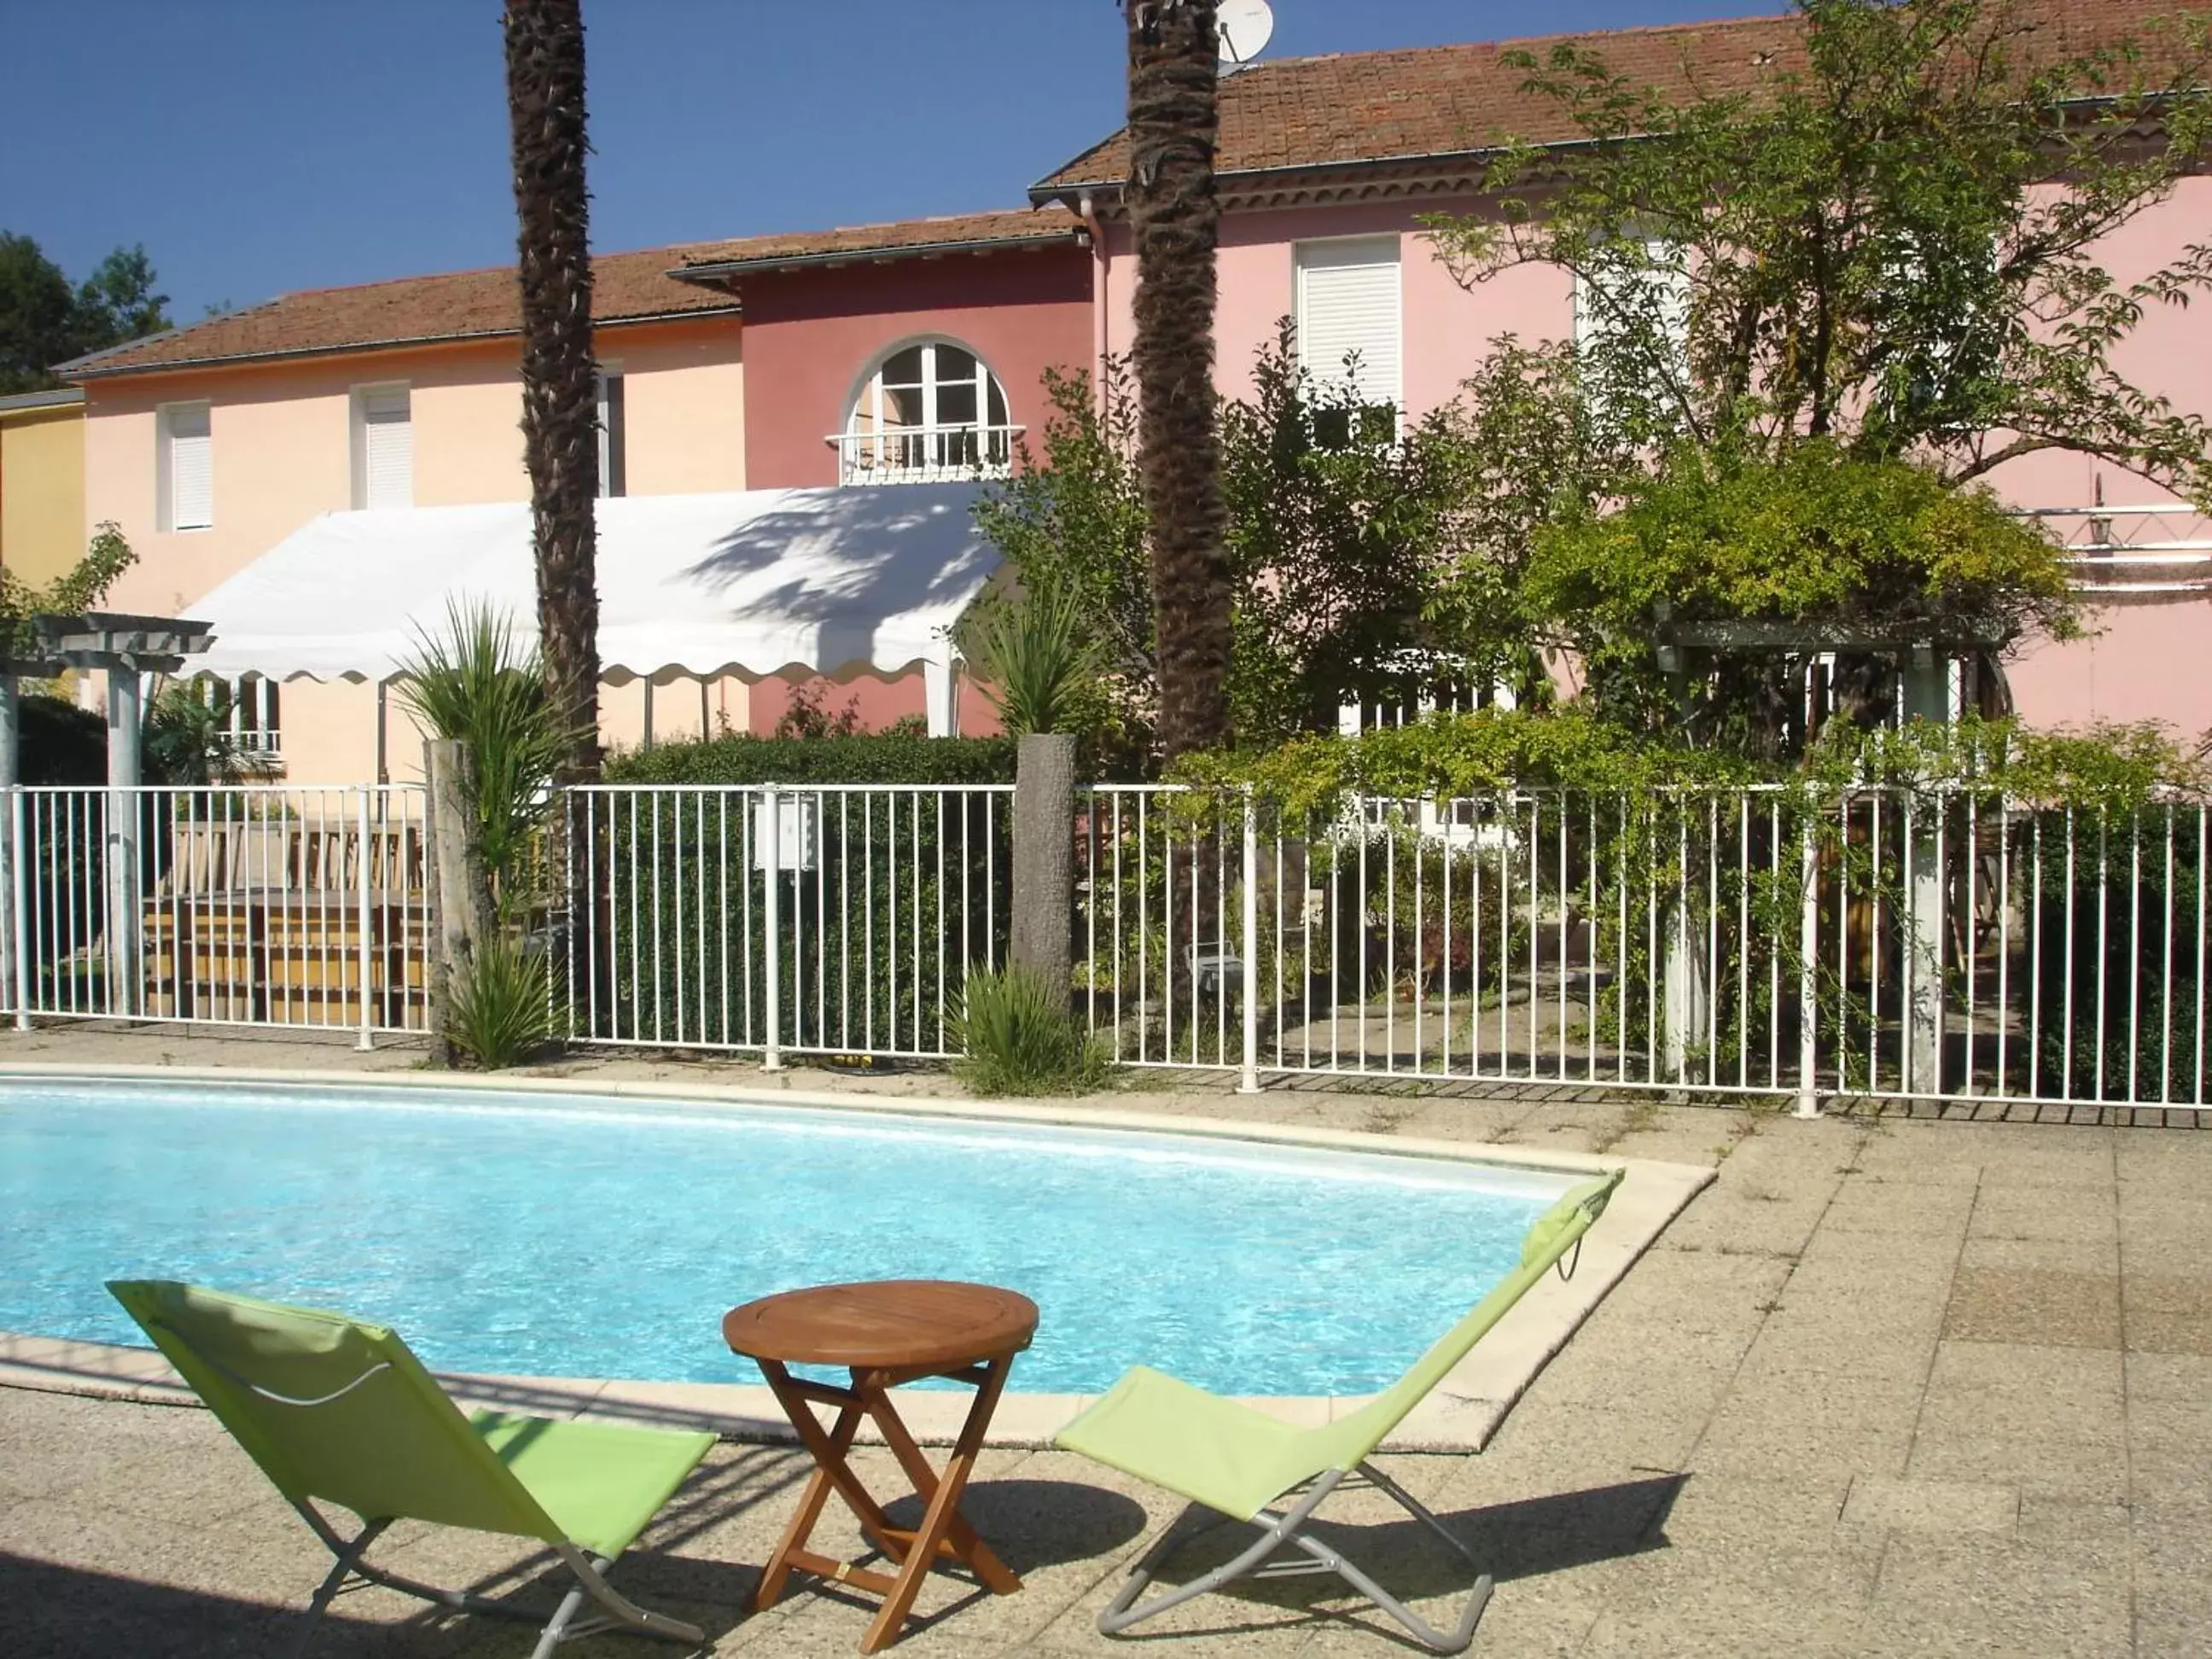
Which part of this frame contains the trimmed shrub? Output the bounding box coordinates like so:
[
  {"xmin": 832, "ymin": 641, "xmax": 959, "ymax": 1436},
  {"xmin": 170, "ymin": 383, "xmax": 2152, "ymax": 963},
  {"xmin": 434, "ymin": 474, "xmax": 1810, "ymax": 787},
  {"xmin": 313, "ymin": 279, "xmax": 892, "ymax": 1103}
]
[
  {"xmin": 607, "ymin": 732, "xmax": 1016, "ymax": 787},
  {"xmin": 951, "ymin": 967, "xmax": 1110, "ymax": 1097}
]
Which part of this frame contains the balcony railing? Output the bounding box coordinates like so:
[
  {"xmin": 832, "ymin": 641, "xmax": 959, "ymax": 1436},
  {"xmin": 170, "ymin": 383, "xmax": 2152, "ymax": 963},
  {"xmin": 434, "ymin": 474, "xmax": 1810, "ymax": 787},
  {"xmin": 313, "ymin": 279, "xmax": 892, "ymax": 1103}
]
[
  {"xmin": 828, "ymin": 424, "xmax": 1022, "ymax": 486},
  {"xmin": 2014, "ymin": 504, "xmax": 2212, "ymax": 596}
]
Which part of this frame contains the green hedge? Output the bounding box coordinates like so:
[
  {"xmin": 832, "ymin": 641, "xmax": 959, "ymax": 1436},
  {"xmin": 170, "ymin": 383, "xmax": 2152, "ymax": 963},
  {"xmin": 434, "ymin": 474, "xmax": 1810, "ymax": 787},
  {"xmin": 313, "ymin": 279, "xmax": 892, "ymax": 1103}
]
[
  {"xmin": 606, "ymin": 733, "xmax": 1016, "ymax": 787},
  {"xmin": 2034, "ymin": 807, "xmax": 2206, "ymax": 1103}
]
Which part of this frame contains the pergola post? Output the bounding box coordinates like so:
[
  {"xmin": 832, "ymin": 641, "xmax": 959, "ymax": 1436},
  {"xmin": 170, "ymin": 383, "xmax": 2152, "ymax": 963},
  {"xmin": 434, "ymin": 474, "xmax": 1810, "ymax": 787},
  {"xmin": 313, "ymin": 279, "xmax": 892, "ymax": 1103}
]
[
  {"xmin": 106, "ymin": 664, "xmax": 144, "ymax": 1017},
  {"xmin": 30, "ymin": 614, "xmax": 213, "ymax": 1025}
]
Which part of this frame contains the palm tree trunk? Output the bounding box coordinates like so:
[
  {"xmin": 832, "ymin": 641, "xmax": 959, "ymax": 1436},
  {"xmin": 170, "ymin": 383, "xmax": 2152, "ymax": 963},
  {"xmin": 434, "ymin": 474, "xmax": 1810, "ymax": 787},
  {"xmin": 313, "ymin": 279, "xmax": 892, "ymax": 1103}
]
[
  {"xmin": 1126, "ymin": 0, "xmax": 1231, "ymax": 762},
  {"xmin": 503, "ymin": 0, "xmax": 600, "ymax": 783}
]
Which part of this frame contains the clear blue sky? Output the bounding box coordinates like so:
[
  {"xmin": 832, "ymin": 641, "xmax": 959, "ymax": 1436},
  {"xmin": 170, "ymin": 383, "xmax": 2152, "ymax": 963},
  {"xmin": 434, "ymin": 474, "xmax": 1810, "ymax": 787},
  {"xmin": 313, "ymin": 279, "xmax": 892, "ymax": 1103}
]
[{"xmin": 1, "ymin": 0, "xmax": 1782, "ymax": 322}]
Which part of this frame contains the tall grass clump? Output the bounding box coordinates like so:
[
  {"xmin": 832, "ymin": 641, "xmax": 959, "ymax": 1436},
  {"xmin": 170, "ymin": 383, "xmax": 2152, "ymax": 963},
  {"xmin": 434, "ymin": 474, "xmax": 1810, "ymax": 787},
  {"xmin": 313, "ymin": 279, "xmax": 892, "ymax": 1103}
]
[
  {"xmin": 950, "ymin": 967, "xmax": 1110, "ymax": 1097},
  {"xmin": 445, "ymin": 934, "xmax": 554, "ymax": 1069}
]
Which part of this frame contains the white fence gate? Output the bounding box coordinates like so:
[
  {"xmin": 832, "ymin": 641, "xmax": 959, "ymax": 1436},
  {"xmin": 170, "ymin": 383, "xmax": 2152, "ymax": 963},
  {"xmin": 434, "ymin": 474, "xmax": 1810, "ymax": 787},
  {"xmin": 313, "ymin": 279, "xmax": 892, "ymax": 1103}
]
[{"xmin": 0, "ymin": 784, "xmax": 429, "ymax": 1039}]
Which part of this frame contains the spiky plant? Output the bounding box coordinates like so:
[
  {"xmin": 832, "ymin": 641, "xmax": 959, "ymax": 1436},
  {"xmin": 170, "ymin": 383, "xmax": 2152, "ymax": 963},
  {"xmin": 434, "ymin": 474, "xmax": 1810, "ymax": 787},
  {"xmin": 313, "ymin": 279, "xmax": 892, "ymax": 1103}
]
[
  {"xmin": 395, "ymin": 599, "xmax": 572, "ymax": 911},
  {"xmin": 967, "ymin": 580, "xmax": 1103, "ymax": 736}
]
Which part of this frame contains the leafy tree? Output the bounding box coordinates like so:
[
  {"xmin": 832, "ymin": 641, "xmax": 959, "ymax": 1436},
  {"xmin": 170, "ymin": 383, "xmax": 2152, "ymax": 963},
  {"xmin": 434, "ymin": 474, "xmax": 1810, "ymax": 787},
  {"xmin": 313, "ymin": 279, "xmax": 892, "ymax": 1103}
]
[
  {"xmin": 976, "ymin": 335, "xmax": 1522, "ymax": 754},
  {"xmin": 1125, "ymin": 0, "xmax": 1232, "ymax": 761},
  {"xmin": 1425, "ymin": 0, "xmax": 2212, "ymax": 500},
  {"xmin": 1525, "ymin": 443, "xmax": 2079, "ymax": 752},
  {"xmin": 502, "ymin": 0, "xmax": 600, "ymax": 784},
  {"xmin": 0, "ymin": 233, "xmax": 172, "ymax": 393}
]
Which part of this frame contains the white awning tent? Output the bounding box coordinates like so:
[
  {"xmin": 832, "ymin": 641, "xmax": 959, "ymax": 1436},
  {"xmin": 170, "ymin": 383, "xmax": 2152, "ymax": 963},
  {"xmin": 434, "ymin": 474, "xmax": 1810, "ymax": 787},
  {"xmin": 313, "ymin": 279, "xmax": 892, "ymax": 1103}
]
[{"xmin": 188, "ymin": 482, "xmax": 1000, "ymax": 738}]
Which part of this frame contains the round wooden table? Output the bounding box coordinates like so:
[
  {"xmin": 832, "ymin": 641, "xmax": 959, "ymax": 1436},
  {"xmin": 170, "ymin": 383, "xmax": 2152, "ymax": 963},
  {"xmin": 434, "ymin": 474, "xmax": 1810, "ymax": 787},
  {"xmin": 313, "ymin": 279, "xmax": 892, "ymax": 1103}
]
[{"xmin": 723, "ymin": 1280, "xmax": 1038, "ymax": 1653}]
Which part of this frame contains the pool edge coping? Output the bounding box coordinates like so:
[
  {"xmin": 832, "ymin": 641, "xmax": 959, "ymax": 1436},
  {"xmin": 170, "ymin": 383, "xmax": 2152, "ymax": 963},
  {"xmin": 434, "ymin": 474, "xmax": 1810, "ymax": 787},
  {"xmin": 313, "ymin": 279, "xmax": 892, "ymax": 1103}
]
[{"xmin": 0, "ymin": 1061, "xmax": 1714, "ymax": 1454}]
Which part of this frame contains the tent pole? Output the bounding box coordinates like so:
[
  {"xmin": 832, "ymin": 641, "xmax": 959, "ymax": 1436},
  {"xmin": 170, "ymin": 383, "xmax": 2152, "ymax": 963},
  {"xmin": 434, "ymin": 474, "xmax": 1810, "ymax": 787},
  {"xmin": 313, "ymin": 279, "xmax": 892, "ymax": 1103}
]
[
  {"xmin": 643, "ymin": 678, "xmax": 655, "ymax": 752},
  {"xmin": 375, "ymin": 679, "xmax": 389, "ymax": 786}
]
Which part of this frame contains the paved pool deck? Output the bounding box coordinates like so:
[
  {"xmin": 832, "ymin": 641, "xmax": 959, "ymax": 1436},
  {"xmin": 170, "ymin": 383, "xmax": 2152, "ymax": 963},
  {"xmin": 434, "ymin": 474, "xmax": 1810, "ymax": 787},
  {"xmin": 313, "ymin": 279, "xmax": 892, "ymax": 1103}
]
[{"xmin": 3, "ymin": 1023, "xmax": 2210, "ymax": 1656}]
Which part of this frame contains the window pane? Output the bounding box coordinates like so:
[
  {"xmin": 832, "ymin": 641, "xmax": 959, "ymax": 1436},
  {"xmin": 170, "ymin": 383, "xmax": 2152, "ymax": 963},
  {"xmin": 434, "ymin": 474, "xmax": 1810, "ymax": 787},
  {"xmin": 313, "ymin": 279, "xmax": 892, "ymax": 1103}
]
[
  {"xmin": 932, "ymin": 344, "xmax": 977, "ymax": 381},
  {"xmin": 987, "ymin": 380, "xmax": 1008, "ymax": 427},
  {"xmin": 936, "ymin": 380, "xmax": 979, "ymax": 427},
  {"xmin": 882, "ymin": 384, "xmax": 925, "ymax": 428},
  {"xmin": 881, "ymin": 346, "xmax": 925, "ymax": 386}
]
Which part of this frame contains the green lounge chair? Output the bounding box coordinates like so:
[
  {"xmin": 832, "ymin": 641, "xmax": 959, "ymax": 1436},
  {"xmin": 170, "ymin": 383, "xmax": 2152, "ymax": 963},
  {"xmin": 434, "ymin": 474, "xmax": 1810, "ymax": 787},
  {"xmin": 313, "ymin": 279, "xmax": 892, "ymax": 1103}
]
[
  {"xmin": 108, "ymin": 1280, "xmax": 715, "ymax": 1659},
  {"xmin": 1053, "ymin": 1169, "xmax": 1622, "ymax": 1653}
]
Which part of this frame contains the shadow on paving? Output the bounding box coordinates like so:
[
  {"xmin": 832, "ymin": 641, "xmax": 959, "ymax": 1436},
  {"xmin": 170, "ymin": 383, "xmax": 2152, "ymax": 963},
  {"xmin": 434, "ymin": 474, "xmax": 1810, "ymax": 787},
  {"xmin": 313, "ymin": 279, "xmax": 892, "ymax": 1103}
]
[{"xmin": 1090, "ymin": 1476, "xmax": 1685, "ymax": 1648}]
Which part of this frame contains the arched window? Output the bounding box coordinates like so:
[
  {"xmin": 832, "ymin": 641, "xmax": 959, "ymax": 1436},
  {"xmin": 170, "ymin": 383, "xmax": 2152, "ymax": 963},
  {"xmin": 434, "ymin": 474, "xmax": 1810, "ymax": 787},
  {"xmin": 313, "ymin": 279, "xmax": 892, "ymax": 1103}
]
[{"xmin": 838, "ymin": 340, "xmax": 1016, "ymax": 485}]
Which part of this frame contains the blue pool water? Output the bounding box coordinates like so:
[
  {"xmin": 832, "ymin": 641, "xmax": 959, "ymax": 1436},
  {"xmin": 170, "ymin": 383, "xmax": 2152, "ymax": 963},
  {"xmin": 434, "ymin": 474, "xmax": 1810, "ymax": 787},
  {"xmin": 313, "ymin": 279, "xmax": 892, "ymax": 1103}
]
[{"xmin": 0, "ymin": 1079, "xmax": 1569, "ymax": 1395}]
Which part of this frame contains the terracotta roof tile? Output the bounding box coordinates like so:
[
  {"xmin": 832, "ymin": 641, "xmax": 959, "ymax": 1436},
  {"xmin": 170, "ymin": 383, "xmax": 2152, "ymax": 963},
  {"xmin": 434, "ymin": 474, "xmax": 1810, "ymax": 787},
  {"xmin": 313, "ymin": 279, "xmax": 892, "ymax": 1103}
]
[
  {"xmin": 64, "ymin": 243, "xmax": 736, "ymax": 378},
  {"xmin": 1032, "ymin": 0, "xmax": 2197, "ymax": 195},
  {"xmin": 675, "ymin": 207, "xmax": 1084, "ymax": 274}
]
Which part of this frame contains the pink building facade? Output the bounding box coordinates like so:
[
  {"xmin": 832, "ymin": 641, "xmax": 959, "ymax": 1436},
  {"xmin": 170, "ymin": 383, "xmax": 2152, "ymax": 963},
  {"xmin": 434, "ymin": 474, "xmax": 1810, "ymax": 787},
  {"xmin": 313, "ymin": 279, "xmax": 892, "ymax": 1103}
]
[{"xmin": 56, "ymin": 3, "xmax": 2210, "ymax": 778}]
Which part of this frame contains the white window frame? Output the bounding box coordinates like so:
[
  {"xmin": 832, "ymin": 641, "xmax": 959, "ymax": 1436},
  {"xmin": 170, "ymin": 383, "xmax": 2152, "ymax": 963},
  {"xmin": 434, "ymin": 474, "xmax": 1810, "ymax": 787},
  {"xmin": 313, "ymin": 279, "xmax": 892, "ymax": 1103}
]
[
  {"xmin": 835, "ymin": 338, "xmax": 1016, "ymax": 484},
  {"xmin": 1293, "ymin": 235, "xmax": 1404, "ymax": 436},
  {"xmin": 157, "ymin": 400, "xmax": 214, "ymax": 533},
  {"xmin": 350, "ymin": 382, "xmax": 413, "ymax": 510},
  {"xmin": 597, "ymin": 362, "xmax": 625, "ymax": 498}
]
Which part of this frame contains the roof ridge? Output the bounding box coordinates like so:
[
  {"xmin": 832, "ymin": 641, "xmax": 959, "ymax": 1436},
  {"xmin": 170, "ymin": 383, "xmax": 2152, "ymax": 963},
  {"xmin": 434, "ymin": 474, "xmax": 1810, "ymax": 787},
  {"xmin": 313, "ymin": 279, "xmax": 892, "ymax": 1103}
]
[{"xmin": 1242, "ymin": 7, "xmax": 1798, "ymax": 75}]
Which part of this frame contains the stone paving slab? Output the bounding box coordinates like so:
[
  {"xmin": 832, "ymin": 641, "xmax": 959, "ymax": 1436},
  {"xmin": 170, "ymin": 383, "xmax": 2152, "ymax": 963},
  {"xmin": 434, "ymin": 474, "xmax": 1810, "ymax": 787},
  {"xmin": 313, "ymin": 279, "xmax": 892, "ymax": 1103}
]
[{"xmin": 3, "ymin": 1022, "xmax": 2211, "ymax": 1656}]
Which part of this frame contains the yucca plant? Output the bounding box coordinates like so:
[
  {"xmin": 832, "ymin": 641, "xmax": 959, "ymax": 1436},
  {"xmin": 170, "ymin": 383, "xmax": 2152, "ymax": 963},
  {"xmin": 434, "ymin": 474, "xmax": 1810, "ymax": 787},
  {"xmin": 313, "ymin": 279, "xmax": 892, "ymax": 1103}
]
[
  {"xmin": 950, "ymin": 966, "xmax": 1110, "ymax": 1097},
  {"xmin": 395, "ymin": 599, "xmax": 576, "ymax": 911},
  {"xmin": 966, "ymin": 579, "xmax": 1103, "ymax": 736},
  {"xmin": 445, "ymin": 934, "xmax": 555, "ymax": 1069}
]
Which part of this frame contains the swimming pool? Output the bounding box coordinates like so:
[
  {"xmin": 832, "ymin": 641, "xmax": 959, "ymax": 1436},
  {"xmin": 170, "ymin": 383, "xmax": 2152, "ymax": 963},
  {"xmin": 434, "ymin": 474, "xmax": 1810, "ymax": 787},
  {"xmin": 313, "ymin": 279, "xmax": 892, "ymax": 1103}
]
[{"xmin": 0, "ymin": 1078, "xmax": 1571, "ymax": 1396}]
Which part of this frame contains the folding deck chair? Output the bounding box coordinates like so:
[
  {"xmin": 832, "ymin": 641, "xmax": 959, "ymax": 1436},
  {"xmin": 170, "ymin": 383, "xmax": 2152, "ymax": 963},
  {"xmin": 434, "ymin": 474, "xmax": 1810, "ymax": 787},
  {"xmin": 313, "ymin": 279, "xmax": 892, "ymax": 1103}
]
[
  {"xmin": 1053, "ymin": 1169, "xmax": 1622, "ymax": 1653},
  {"xmin": 108, "ymin": 1280, "xmax": 716, "ymax": 1659}
]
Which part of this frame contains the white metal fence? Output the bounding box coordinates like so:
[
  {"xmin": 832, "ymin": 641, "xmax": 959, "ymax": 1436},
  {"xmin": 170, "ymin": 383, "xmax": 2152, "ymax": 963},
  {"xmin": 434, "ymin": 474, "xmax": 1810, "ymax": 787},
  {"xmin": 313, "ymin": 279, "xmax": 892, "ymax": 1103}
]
[
  {"xmin": 11, "ymin": 774, "xmax": 2202, "ymax": 1115},
  {"xmin": 0, "ymin": 784, "xmax": 429, "ymax": 1039},
  {"xmin": 1076, "ymin": 784, "xmax": 2209, "ymax": 1112},
  {"xmin": 560, "ymin": 783, "xmax": 1013, "ymax": 1061}
]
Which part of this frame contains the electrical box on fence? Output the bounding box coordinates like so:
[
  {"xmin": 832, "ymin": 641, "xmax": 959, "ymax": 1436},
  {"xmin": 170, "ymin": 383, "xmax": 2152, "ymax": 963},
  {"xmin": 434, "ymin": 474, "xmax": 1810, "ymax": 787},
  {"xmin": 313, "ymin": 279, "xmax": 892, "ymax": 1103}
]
[{"xmin": 749, "ymin": 795, "xmax": 818, "ymax": 873}]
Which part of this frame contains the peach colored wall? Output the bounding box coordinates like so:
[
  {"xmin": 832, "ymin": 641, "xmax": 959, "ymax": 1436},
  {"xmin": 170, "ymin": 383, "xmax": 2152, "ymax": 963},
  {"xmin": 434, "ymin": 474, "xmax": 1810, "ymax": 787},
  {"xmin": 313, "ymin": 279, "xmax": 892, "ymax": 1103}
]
[
  {"xmin": 737, "ymin": 247, "xmax": 1091, "ymax": 488},
  {"xmin": 615, "ymin": 319, "xmax": 747, "ymax": 496},
  {"xmin": 79, "ymin": 320, "xmax": 744, "ymax": 783}
]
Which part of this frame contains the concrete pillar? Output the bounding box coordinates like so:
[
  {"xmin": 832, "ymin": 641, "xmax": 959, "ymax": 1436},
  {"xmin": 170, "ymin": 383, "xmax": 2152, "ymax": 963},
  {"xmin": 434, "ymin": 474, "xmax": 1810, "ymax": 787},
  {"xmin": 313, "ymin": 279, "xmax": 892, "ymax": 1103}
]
[
  {"xmin": 1009, "ymin": 732, "xmax": 1076, "ymax": 998},
  {"xmin": 924, "ymin": 652, "xmax": 958, "ymax": 738},
  {"xmin": 106, "ymin": 665, "xmax": 143, "ymax": 1017}
]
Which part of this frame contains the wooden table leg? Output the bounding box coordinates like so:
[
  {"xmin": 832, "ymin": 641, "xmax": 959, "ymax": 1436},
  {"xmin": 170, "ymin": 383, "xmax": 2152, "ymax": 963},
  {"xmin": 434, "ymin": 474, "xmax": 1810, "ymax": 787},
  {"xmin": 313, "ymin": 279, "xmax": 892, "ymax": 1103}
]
[
  {"xmin": 754, "ymin": 1363, "xmax": 906, "ymax": 1612},
  {"xmin": 859, "ymin": 1353, "xmax": 1016, "ymax": 1655},
  {"xmin": 864, "ymin": 1377, "xmax": 1022, "ymax": 1594}
]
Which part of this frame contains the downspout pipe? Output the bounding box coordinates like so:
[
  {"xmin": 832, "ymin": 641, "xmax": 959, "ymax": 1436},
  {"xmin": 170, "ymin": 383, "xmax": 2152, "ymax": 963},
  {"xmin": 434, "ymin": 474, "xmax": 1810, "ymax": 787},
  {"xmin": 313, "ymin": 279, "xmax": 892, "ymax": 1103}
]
[{"xmin": 1079, "ymin": 192, "xmax": 1109, "ymax": 400}]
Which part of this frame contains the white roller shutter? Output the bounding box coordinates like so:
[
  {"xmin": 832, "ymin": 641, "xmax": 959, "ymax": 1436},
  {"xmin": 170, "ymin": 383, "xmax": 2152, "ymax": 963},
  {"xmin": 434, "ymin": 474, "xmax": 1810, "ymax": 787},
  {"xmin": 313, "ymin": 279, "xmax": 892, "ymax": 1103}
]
[
  {"xmin": 166, "ymin": 404, "xmax": 212, "ymax": 530},
  {"xmin": 1295, "ymin": 237, "xmax": 1402, "ymax": 407},
  {"xmin": 359, "ymin": 387, "xmax": 412, "ymax": 509}
]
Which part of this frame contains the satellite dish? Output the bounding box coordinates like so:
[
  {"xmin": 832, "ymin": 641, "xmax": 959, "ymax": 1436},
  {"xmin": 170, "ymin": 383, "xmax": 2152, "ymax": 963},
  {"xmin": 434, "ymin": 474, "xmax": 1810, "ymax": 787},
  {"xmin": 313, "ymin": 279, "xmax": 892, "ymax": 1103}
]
[{"xmin": 1218, "ymin": 0, "xmax": 1274, "ymax": 69}]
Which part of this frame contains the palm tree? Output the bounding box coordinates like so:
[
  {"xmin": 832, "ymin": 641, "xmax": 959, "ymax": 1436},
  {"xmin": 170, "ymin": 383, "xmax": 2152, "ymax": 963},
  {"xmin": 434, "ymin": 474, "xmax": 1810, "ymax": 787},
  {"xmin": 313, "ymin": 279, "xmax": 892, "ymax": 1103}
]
[
  {"xmin": 502, "ymin": 0, "xmax": 600, "ymax": 783},
  {"xmin": 1126, "ymin": 0, "xmax": 1231, "ymax": 761}
]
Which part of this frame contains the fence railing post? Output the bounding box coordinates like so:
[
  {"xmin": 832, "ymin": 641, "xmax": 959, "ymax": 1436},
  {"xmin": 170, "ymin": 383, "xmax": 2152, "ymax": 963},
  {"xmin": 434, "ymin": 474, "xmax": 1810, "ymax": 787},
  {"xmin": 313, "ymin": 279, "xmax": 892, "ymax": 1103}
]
[
  {"xmin": 1796, "ymin": 810, "xmax": 1822, "ymax": 1118},
  {"xmin": 762, "ymin": 783, "xmax": 783, "ymax": 1071},
  {"xmin": 356, "ymin": 788, "xmax": 375, "ymax": 1051},
  {"xmin": 9, "ymin": 785, "xmax": 26, "ymax": 1031},
  {"xmin": 1239, "ymin": 785, "xmax": 1260, "ymax": 1095}
]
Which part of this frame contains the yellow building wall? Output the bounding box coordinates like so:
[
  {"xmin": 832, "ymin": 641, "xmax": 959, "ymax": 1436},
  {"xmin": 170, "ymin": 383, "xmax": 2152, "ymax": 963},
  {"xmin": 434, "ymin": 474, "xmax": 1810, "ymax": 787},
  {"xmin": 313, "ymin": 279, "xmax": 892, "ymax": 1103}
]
[
  {"xmin": 78, "ymin": 318, "xmax": 745, "ymax": 783},
  {"xmin": 0, "ymin": 403, "xmax": 88, "ymax": 590}
]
